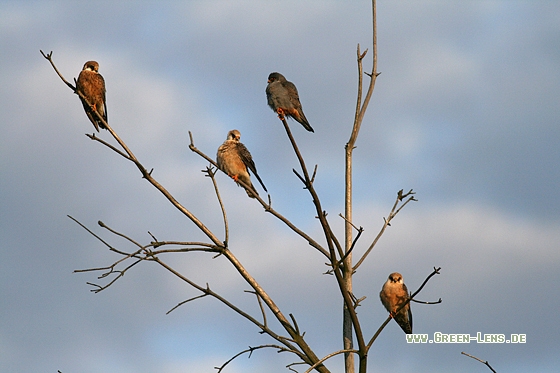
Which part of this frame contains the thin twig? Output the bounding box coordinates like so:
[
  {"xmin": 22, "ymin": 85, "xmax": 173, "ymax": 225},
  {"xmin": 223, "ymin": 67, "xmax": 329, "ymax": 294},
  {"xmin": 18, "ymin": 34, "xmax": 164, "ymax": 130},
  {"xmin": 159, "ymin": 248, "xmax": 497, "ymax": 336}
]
[
  {"xmin": 310, "ymin": 164, "xmax": 318, "ymax": 184},
  {"xmin": 167, "ymin": 292, "xmax": 209, "ymax": 314},
  {"xmin": 303, "ymin": 349, "xmax": 359, "ymax": 373},
  {"xmin": 85, "ymin": 258, "xmax": 143, "ymax": 293},
  {"xmin": 148, "ymin": 247, "xmax": 222, "ymax": 255},
  {"xmin": 151, "ymin": 255, "xmax": 305, "ymax": 360},
  {"xmin": 67, "ymin": 215, "xmax": 124, "ymax": 254},
  {"xmin": 86, "ymin": 133, "xmax": 130, "ymax": 160},
  {"xmin": 287, "ymin": 361, "xmax": 307, "ymax": 373},
  {"xmin": 461, "ymin": 352, "xmax": 497, "ymax": 373},
  {"xmin": 245, "ymin": 290, "xmax": 268, "ymax": 331},
  {"xmin": 40, "ymin": 50, "xmax": 75, "ymax": 90},
  {"xmin": 353, "ymin": 189, "xmax": 416, "ymax": 272},
  {"xmin": 293, "ymin": 168, "xmax": 307, "ymax": 186},
  {"xmin": 204, "ymin": 166, "xmax": 229, "ymax": 245},
  {"xmin": 411, "ymin": 298, "xmax": 442, "ymax": 305},
  {"xmin": 290, "ymin": 314, "xmax": 301, "ymax": 336},
  {"xmin": 338, "ymin": 213, "xmax": 361, "ymax": 232},
  {"xmin": 338, "ymin": 222, "xmax": 364, "ymax": 265},
  {"xmin": 189, "ymin": 130, "xmax": 217, "ymax": 166},
  {"xmin": 147, "ymin": 240, "xmax": 216, "ymax": 249},
  {"xmin": 98, "ymin": 220, "xmax": 143, "ymax": 248},
  {"xmin": 215, "ymin": 345, "xmax": 295, "ymax": 373}
]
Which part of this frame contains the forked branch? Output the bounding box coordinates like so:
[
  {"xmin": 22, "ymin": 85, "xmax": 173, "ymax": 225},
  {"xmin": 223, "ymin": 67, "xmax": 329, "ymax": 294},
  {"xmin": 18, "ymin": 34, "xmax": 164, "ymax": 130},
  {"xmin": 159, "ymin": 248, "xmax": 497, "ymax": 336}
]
[
  {"xmin": 273, "ymin": 118, "xmax": 367, "ymax": 356},
  {"xmin": 353, "ymin": 189, "xmax": 417, "ymax": 272},
  {"xmin": 71, "ymin": 216, "xmax": 310, "ymax": 362}
]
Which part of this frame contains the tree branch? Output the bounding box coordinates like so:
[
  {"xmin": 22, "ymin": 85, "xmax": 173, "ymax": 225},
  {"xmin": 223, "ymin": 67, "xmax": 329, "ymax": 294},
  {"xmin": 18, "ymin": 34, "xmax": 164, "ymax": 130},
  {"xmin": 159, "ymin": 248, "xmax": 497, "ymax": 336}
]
[
  {"xmin": 353, "ymin": 189, "xmax": 416, "ymax": 272},
  {"xmin": 203, "ymin": 165, "xmax": 229, "ymax": 245},
  {"xmin": 461, "ymin": 352, "xmax": 497, "ymax": 373},
  {"xmin": 276, "ymin": 118, "xmax": 366, "ymax": 358},
  {"xmin": 70, "ymin": 216, "xmax": 307, "ymax": 359},
  {"xmin": 166, "ymin": 292, "xmax": 209, "ymax": 314},
  {"xmin": 40, "ymin": 50, "xmax": 75, "ymax": 90},
  {"xmin": 215, "ymin": 344, "xmax": 296, "ymax": 373},
  {"xmin": 245, "ymin": 290, "xmax": 268, "ymax": 331},
  {"xmin": 221, "ymin": 248, "xmax": 330, "ymax": 372},
  {"xmin": 304, "ymin": 349, "xmax": 359, "ymax": 373}
]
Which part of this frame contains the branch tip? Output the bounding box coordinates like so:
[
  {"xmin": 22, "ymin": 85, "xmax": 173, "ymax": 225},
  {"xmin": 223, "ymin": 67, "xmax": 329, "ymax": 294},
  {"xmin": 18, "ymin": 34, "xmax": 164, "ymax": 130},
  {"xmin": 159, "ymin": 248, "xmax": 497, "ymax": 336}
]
[
  {"xmin": 360, "ymin": 49, "xmax": 368, "ymax": 60},
  {"xmin": 311, "ymin": 164, "xmax": 318, "ymax": 183},
  {"xmin": 461, "ymin": 352, "xmax": 497, "ymax": 373}
]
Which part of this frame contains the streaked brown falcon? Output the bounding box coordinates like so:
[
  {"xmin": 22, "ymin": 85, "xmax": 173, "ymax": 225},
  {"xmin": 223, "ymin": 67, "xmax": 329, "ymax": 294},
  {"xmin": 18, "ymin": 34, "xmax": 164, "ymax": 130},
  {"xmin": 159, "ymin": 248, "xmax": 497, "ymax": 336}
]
[
  {"xmin": 76, "ymin": 60, "xmax": 107, "ymax": 132},
  {"xmin": 217, "ymin": 129, "xmax": 267, "ymax": 198},
  {"xmin": 380, "ymin": 272, "xmax": 413, "ymax": 334}
]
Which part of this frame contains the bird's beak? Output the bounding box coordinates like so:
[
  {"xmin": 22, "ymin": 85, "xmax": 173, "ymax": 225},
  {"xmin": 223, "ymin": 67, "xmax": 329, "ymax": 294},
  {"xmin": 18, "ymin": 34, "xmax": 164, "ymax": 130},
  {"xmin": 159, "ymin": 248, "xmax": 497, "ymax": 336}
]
[{"xmin": 267, "ymin": 79, "xmax": 271, "ymax": 83}]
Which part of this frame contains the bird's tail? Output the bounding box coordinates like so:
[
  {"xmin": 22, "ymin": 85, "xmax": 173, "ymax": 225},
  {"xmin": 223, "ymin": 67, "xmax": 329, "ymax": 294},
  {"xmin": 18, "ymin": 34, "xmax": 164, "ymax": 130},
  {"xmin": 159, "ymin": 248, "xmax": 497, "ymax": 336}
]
[
  {"xmin": 253, "ymin": 172, "xmax": 268, "ymax": 193},
  {"xmin": 296, "ymin": 112, "xmax": 314, "ymax": 132}
]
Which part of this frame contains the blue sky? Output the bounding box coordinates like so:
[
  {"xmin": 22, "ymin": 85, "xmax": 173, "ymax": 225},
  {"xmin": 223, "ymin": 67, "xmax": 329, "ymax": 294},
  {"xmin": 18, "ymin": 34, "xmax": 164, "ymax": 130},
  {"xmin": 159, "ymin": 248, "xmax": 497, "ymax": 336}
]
[{"xmin": 1, "ymin": 1, "xmax": 559, "ymax": 372}]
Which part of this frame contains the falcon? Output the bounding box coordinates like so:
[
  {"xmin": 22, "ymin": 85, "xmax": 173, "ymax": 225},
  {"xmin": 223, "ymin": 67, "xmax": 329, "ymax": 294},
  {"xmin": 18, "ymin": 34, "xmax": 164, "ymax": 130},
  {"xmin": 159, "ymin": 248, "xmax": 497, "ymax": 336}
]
[
  {"xmin": 380, "ymin": 272, "xmax": 413, "ymax": 334},
  {"xmin": 76, "ymin": 60, "xmax": 107, "ymax": 132},
  {"xmin": 216, "ymin": 129, "xmax": 267, "ymax": 198},
  {"xmin": 266, "ymin": 72, "xmax": 313, "ymax": 132}
]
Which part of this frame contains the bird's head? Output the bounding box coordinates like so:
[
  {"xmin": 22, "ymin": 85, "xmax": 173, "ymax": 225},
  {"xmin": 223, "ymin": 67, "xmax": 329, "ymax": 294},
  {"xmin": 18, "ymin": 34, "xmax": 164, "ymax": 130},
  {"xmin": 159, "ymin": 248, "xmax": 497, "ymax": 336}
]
[
  {"xmin": 227, "ymin": 129, "xmax": 241, "ymax": 141},
  {"xmin": 388, "ymin": 272, "xmax": 403, "ymax": 284},
  {"xmin": 82, "ymin": 61, "xmax": 99, "ymax": 72},
  {"xmin": 267, "ymin": 72, "xmax": 285, "ymax": 83}
]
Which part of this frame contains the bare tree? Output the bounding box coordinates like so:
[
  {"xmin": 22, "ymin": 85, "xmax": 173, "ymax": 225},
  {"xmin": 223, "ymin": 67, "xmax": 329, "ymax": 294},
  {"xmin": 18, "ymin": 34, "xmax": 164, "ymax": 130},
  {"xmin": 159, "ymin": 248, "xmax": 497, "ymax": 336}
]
[{"xmin": 42, "ymin": 1, "xmax": 440, "ymax": 372}]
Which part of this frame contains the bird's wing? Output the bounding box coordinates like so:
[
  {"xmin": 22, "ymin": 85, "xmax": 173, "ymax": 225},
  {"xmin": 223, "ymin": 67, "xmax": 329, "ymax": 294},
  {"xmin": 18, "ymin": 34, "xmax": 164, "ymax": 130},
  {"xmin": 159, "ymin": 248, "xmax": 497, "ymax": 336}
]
[
  {"xmin": 284, "ymin": 81, "xmax": 301, "ymax": 109},
  {"xmin": 237, "ymin": 143, "xmax": 267, "ymax": 192}
]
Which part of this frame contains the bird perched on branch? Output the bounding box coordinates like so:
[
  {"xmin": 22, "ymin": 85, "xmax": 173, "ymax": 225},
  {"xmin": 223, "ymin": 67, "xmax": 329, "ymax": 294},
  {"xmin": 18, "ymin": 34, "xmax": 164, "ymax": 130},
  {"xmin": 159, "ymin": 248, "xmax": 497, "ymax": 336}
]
[
  {"xmin": 266, "ymin": 72, "xmax": 313, "ymax": 132},
  {"xmin": 76, "ymin": 60, "xmax": 107, "ymax": 132},
  {"xmin": 217, "ymin": 129, "xmax": 267, "ymax": 198},
  {"xmin": 380, "ymin": 272, "xmax": 413, "ymax": 334}
]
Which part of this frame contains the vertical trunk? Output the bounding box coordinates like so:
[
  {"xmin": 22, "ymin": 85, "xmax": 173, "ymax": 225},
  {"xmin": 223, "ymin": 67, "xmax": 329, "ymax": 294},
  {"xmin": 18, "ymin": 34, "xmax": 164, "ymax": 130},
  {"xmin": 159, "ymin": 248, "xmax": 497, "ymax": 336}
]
[
  {"xmin": 345, "ymin": 3, "xmax": 376, "ymax": 372},
  {"xmin": 343, "ymin": 146, "xmax": 354, "ymax": 373}
]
